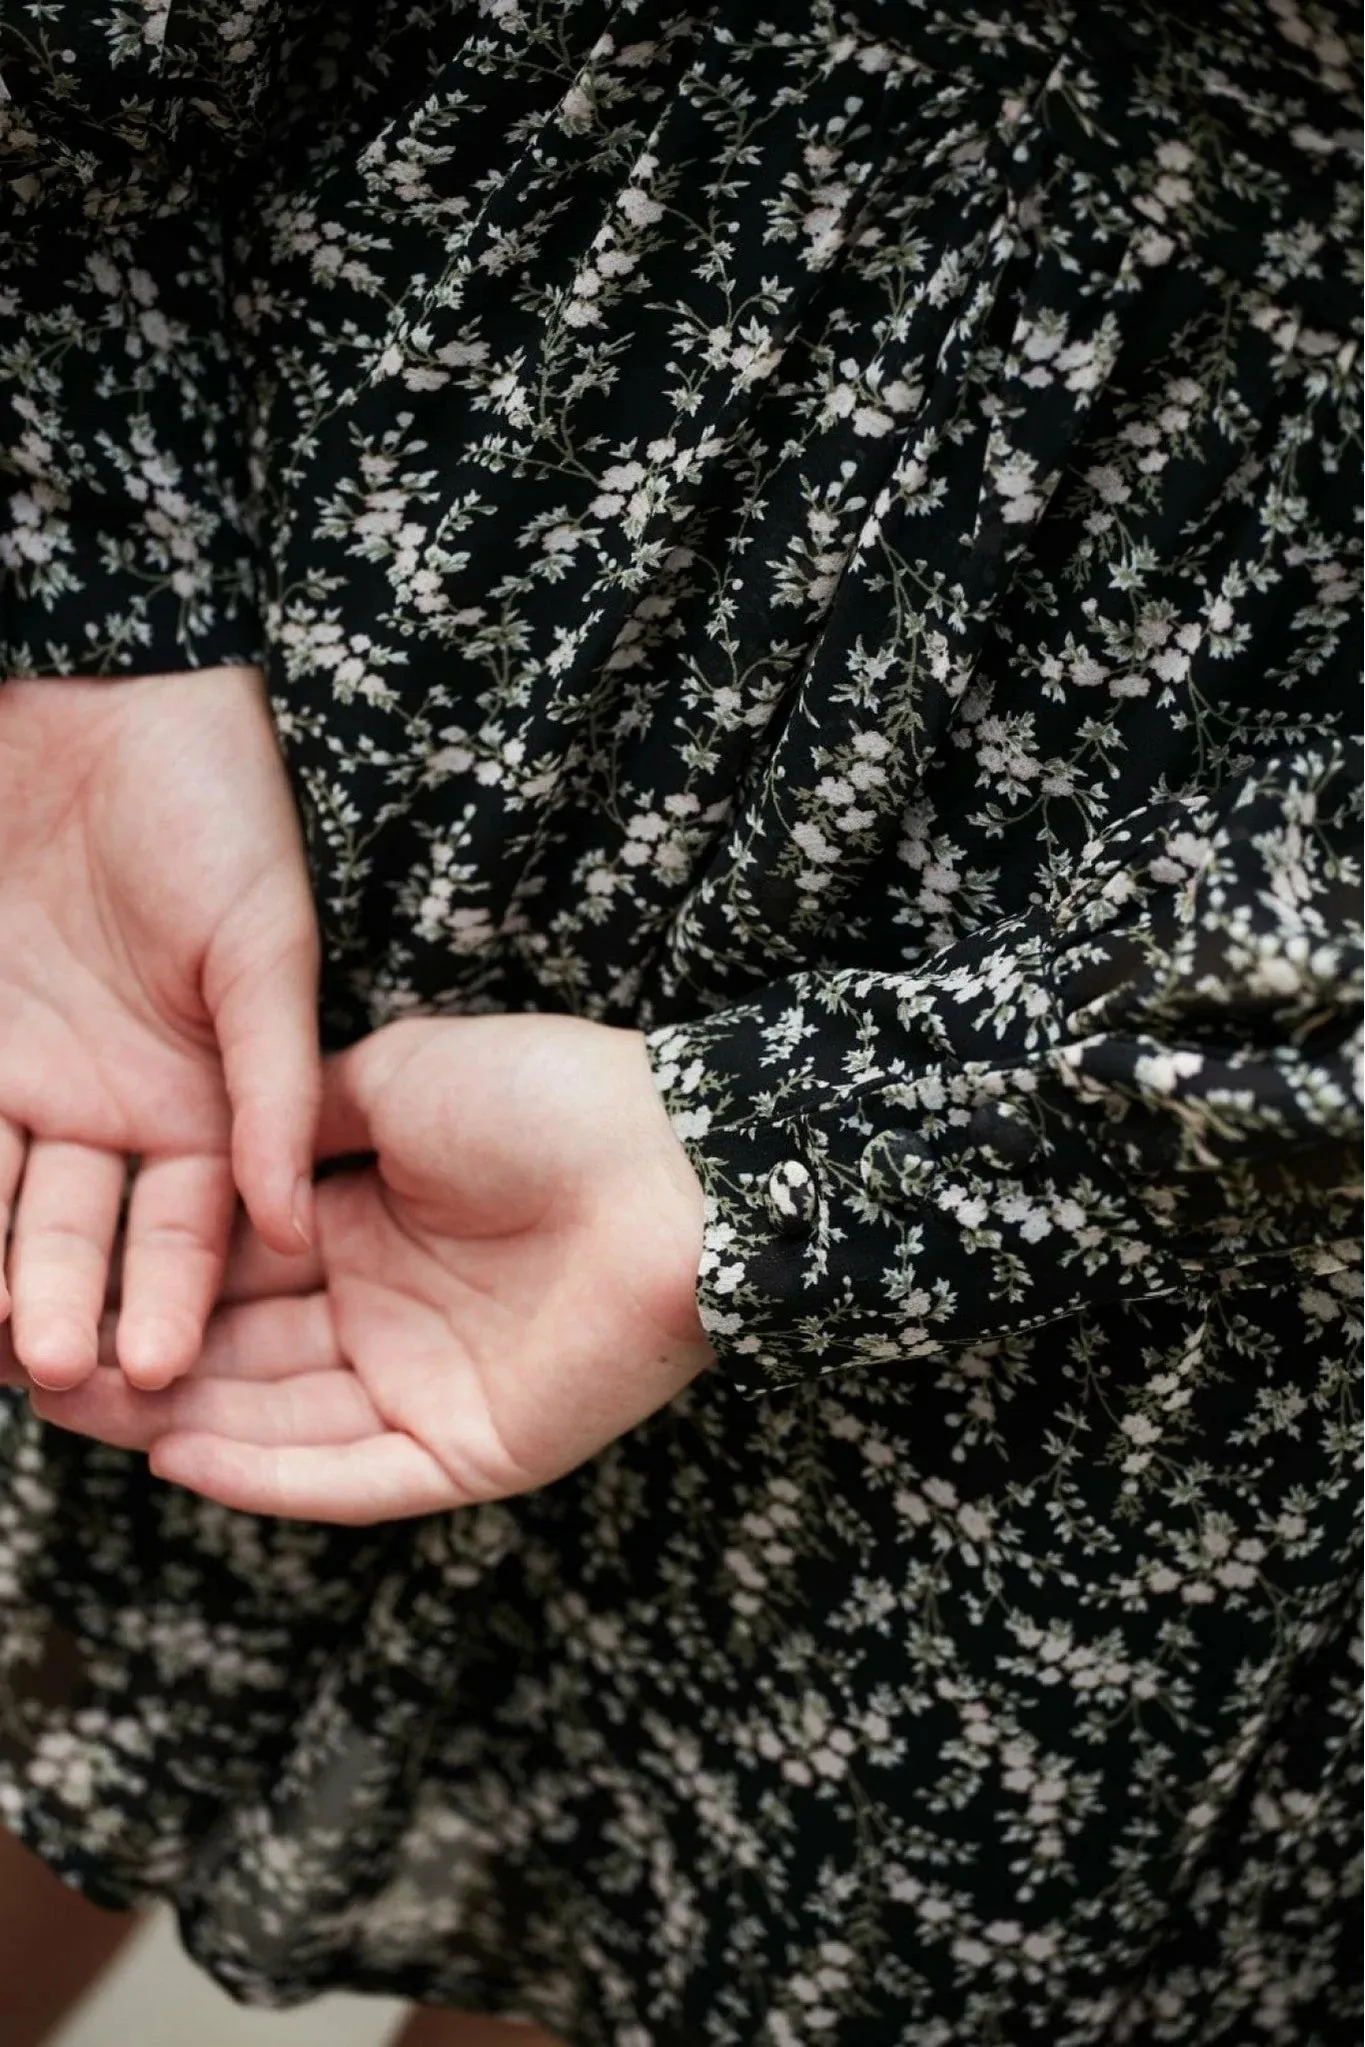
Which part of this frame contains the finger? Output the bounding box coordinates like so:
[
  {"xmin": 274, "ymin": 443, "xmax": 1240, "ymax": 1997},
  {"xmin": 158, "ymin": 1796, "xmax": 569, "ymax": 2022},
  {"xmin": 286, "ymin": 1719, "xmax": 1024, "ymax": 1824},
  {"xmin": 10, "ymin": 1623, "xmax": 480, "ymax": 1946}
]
[
  {"xmin": 32, "ymin": 1364, "xmax": 379, "ymax": 1454},
  {"xmin": 149, "ymin": 1433, "xmax": 458, "ymax": 1524},
  {"xmin": 28, "ymin": 1370, "xmax": 175, "ymax": 1451},
  {"xmin": 219, "ymin": 1214, "xmax": 326, "ymax": 1304},
  {"xmin": 27, "ymin": 1290, "xmax": 343, "ymax": 1438},
  {"xmin": 314, "ymin": 1039, "xmax": 379, "ymax": 1162},
  {"xmin": 0, "ymin": 1114, "xmax": 25, "ymax": 1323},
  {"xmin": 205, "ymin": 895, "xmax": 321, "ymax": 1258},
  {"xmin": 99, "ymin": 1194, "xmax": 322, "ymax": 1317},
  {"xmin": 3, "ymin": 1297, "xmax": 116, "ymax": 1383},
  {"xmin": 116, "ymin": 1153, "xmax": 237, "ymax": 1389},
  {"xmin": 193, "ymin": 1291, "xmax": 343, "ymax": 1380},
  {"xmin": 53, "ymin": 1293, "xmax": 336, "ymax": 1384},
  {"xmin": 9, "ymin": 1143, "xmax": 127, "ymax": 1390}
]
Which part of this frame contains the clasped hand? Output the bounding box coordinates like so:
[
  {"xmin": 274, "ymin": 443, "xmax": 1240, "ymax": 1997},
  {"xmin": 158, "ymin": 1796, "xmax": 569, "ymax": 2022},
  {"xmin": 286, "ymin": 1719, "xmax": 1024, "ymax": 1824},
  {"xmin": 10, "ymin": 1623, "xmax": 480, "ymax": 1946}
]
[{"xmin": 0, "ymin": 669, "xmax": 712, "ymax": 1522}]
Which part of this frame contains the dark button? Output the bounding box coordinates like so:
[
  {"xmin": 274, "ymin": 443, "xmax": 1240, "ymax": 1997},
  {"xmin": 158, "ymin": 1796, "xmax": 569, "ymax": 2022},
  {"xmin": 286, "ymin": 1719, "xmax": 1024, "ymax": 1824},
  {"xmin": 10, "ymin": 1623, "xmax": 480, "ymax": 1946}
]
[
  {"xmin": 966, "ymin": 1101, "xmax": 1039, "ymax": 1172},
  {"xmin": 765, "ymin": 1158, "xmax": 817, "ymax": 1237},
  {"xmin": 860, "ymin": 1127, "xmax": 935, "ymax": 1206}
]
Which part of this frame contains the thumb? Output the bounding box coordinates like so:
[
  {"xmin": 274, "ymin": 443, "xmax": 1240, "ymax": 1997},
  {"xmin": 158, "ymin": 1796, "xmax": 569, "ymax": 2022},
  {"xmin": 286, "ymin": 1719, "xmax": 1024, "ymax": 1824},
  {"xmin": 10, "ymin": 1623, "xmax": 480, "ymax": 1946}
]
[
  {"xmin": 314, "ymin": 1038, "xmax": 380, "ymax": 1162},
  {"xmin": 314, "ymin": 1017, "xmax": 454, "ymax": 1165},
  {"xmin": 205, "ymin": 882, "xmax": 322, "ymax": 1255}
]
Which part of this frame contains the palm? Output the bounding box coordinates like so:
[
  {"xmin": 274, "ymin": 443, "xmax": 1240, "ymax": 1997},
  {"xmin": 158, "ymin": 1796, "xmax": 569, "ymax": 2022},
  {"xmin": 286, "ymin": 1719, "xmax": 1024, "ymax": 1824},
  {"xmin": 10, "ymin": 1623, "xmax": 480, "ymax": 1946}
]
[
  {"xmin": 3, "ymin": 675, "xmax": 269, "ymax": 1145},
  {"xmin": 28, "ymin": 1017, "xmax": 714, "ymax": 1521},
  {"xmin": 0, "ymin": 669, "xmax": 319, "ymax": 1385}
]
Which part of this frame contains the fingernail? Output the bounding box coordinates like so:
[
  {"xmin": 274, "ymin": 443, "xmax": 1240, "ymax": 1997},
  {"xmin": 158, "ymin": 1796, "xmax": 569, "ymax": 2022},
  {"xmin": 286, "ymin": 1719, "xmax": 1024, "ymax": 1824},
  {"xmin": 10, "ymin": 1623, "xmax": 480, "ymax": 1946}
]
[
  {"xmin": 23, "ymin": 1359, "xmax": 89, "ymax": 1393},
  {"xmin": 124, "ymin": 1361, "xmax": 182, "ymax": 1392},
  {"xmin": 119, "ymin": 1318, "xmax": 182, "ymax": 1385},
  {"xmin": 17, "ymin": 1321, "xmax": 91, "ymax": 1389},
  {"xmin": 291, "ymin": 1178, "xmax": 315, "ymax": 1250}
]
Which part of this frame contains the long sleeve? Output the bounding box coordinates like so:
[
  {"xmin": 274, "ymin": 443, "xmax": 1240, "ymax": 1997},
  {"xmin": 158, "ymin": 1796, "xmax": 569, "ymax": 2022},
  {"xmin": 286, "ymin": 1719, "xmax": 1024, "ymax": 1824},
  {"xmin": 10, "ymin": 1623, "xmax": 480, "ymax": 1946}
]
[
  {"xmin": 648, "ymin": 741, "xmax": 1362, "ymax": 1393},
  {"xmin": 0, "ymin": 8, "xmax": 264, "ymax": 678}
]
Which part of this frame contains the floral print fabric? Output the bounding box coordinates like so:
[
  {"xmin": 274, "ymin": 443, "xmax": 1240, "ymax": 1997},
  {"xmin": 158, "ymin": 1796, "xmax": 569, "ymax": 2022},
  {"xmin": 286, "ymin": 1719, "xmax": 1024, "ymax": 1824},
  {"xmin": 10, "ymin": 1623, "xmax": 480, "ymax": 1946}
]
[{"xmin": 1, "ymin": 3, "xmax": 1362, "ymax": 2042}]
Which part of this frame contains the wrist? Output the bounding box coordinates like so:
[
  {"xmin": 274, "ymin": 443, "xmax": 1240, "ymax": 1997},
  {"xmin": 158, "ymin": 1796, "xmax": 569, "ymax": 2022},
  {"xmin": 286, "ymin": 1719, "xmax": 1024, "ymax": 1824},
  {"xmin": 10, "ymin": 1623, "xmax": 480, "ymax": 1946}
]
[{"xmin": 611, "ymin": 1027, "xmax": 711, "ymax": 1357}]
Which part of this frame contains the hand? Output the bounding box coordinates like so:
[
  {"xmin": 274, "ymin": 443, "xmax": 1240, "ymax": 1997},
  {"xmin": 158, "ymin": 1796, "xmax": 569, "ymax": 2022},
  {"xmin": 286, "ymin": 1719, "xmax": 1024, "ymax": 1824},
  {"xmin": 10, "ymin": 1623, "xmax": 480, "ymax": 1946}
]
[
  {"xmin": 0, "ymin": 667, "xmax": 320, "ymax": 1390},
  {"xmin": 26, "ymin": 1015, "xmax": 715, "ymax": 1522}
]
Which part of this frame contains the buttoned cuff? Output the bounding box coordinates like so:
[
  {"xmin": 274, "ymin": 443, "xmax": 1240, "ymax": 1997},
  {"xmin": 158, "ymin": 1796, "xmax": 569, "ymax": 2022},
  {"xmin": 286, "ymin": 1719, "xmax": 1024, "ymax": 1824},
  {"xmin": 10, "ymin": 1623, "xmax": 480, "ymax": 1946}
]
[
  {"xmin": 644, "ymin": 746, "xmax": 1361, "ymax": 1395},
  {"xmin": 647, "ymin": 1017, "xmax": 1189, "ymax": 1393}
]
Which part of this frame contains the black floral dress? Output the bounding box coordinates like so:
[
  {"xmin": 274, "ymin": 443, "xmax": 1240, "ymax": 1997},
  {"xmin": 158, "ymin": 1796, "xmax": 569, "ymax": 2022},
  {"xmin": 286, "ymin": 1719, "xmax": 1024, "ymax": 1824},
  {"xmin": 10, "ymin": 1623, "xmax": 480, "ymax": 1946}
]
[{"xmin": 1, "ymin": 3, "xmax": 1361, "ymax": 2042}]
